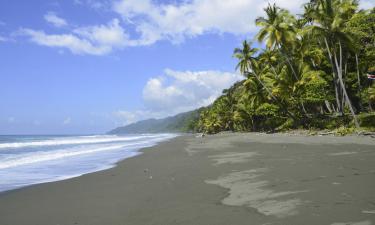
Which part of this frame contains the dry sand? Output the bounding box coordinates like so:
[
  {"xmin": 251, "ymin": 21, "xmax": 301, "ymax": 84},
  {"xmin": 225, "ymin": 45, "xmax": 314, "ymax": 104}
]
[{"xmin": 0, "ymin": 132, "xmax": 374, "ymax": 225}]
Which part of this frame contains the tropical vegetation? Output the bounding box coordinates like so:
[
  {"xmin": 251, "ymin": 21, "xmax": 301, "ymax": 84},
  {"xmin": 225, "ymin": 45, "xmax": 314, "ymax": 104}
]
[{"xmin": 195, "ymin": 0, "xmax": 375, "ymax": 134}]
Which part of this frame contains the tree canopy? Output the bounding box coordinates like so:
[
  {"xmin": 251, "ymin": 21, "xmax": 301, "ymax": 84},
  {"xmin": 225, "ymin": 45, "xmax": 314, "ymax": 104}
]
[{"xmin": 194, "ymin": 0, "xmax": 375, "ymax": 134}]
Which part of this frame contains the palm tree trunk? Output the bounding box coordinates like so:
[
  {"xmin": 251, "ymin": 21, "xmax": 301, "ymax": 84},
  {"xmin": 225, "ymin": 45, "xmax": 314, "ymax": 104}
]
[
  {"xmin": 355, "ymin": 54, "xmax": 361, "ymax": 92},
  {"xmin": 355, "ymin": 53, "xmax": 363, "ymax": 111},
  {"xmin": 301, "ymin": 102, "xmax": 309, "ymax": 116},
  {"xmin": 278, "ymin": 48, "xmax": 299, "ymax": 81},
  {"xmin": 277, "ymin": 46, "xmax": 309, "ymax": 117},
  {"xmin": 333, "ymin": 42, "xmax": 359, "ymax": 128},
  {"xmin": 324, "ymin": 38, "xmax": 343, "ymax": 114},
  {"xmin": 325, "ymin": 100, "xmax": 333, "ymax": 113}
]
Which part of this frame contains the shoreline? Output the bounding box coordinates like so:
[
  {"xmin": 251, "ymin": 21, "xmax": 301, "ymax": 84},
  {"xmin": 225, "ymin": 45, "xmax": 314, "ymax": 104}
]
[
  {"xmin": 0, "ymin": 133, "xmax": 374, "ymax": 225},
  {"xmin": 0, "ymin": 134, "xmax": 180, "ymax": 195}
]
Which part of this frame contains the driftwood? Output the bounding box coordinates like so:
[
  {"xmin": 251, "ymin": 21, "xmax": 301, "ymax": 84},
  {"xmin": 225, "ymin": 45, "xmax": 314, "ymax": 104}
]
[
  {"xmin": 358, "ymin": 131, "xmax": 375, "ymax": 138},
  {"xmin": 318, "ymin": 131, "xmax": 335, "ymax": 136}
]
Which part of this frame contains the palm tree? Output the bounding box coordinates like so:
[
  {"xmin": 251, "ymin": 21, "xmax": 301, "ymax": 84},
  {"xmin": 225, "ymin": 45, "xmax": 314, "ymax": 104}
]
[
  {"xmin": 255, "ymin": 4, "xmax": 296, "ymax": 49},
  {"xmin": 233, "ymin": 41, "xmax": 276, "ymax": 100},
  {"xmin": 306, "ymin": 0, "xmax": 359, "ymax": 128},
  {"xmin": 233, "ymin": 40, "xmax": 297, "ymax": 120},
  {"xmin": 255, "ymin": 3, "xmax": 299, "ymax": 81},
  {"xmin": 233, "ymin": 40, "xmax": 258, "ymax": 78},
  {"xmin": 259, "ymin": 49, "xmax": 279, "ymax": 77}
]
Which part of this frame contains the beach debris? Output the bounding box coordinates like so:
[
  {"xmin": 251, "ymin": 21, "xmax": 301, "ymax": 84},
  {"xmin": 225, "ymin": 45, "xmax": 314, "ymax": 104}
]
[
  {"xmin": 196, "ymin": 133, "xmax": 206, "ymax": 138},
  {"xmin": 357, "ymin": 131, "xmax": 375, "ymax": 138},
  {"xmin": 144, "ymin": 168, "xmax": 153, "ymax": 179},
  {"xmin": 318, "ymin": 131, "xmax": 335, "ymax": 136}
]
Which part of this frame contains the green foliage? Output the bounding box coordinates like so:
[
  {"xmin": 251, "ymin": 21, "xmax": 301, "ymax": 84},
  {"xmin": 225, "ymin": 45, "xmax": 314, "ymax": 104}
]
[
  {"xmin": 255, "ymin": 103, "xmax": 279, "ymax": 116},
  {"xmin": 334, "ymin": 126, "xmax": 356, "ymax": 136},
  {"xmin": 358, "ymin": 113, "xmax": 375, "ymax": 128},
  {"xmin": 298, "ymin": 70, "xmax": 330, "ymax": 104},
  {"xmin": 193, "ymin": 1, "xmax": 375, "ymax": 135}
]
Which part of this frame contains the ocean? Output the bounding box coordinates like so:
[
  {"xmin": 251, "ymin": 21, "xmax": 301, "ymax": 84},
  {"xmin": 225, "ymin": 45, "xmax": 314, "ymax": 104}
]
[{"xmin": 0, "ymin": 134, "xmax": 177, "ymax": 192}]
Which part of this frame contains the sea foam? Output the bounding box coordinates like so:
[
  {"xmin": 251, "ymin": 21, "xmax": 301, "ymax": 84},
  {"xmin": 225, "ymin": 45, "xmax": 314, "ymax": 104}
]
[{"xmin": 0, "ymin": 134, "xmax": 176, "ymax": 192}]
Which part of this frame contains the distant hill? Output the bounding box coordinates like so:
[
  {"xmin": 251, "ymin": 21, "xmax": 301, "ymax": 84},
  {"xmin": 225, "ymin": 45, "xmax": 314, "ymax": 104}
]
[{"xmin": 108, "ymin": 109, "xmax": 202, "ymax": 134}]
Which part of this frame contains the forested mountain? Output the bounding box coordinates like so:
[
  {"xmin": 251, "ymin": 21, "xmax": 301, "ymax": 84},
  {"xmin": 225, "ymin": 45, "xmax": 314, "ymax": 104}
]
[{"xmin": 108, "ymin": 109, "xmax": 202, "ymax": 134}]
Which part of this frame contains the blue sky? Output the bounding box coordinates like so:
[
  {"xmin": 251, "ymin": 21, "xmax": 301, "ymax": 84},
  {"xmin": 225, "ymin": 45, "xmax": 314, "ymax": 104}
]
[{"xmin": 0, "ymin": 0, "xmax": 373, "ymax": 135}]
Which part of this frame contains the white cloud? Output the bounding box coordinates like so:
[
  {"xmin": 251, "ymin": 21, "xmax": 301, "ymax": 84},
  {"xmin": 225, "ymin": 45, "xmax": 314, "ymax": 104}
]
[
  {"xmin": 44, "ymin": 12, "xmax": 68, "ymax": 27},
  {"xmin": 20, "ymin": 28, "xmax": 111, "ymax": 55},
  {"xmin": 19, "ymin": 0, "xmax": 308, "ymax": 54},
  {"xmin": 19, "ymin": 18, "xmax": 135, "ymax": 55},
  {"xmin": 143, "ymin": 69, "xmax": 243, "ymax": 112},
  {"xmin": 73, "ymin": 18, "xmax": 135, "ymax": 47},
  {"xmin": 115, "ymin": 69, "xmax": 243, "ymax": 125},
  {"xmin": 17, "ymin": 0, "xmax": 375, "ymax": 54},
  {"xmin": 63, "ymin": 117, "xmax": 72, "ymax": 125},
  {"xmin": 112, "ymin": 0, "xmax": 306, "ymax": 45}
]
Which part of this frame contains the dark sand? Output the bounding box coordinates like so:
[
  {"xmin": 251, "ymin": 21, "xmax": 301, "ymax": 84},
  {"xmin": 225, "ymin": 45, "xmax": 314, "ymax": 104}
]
[{"xmin": 0, "ymin": 133, "xmax": 375, "ymax": 225}]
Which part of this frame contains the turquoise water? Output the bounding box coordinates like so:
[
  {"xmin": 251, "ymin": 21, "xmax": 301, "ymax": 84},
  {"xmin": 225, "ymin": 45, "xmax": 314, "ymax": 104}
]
[{"xmin": 0, "ymin": 134, "xmax": 176, "ymax": 192}]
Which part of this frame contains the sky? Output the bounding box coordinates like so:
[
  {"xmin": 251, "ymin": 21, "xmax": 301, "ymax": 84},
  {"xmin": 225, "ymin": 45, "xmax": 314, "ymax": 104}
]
[{"xmin": 0, "ymin": 0, "xmax": 373, "ymax": 135}]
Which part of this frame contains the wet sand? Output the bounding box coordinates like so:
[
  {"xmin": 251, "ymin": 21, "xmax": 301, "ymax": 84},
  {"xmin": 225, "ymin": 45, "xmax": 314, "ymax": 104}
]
[{"xmin": 0, "ymin": 133, "xmax": 374, "ymax": 225}]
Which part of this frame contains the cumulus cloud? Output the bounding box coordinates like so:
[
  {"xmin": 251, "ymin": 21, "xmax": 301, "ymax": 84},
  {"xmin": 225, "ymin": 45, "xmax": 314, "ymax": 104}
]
[
  {"xmin": 112, "ymin": 0, "xmax": 306, "ymax": 45},
  {"xmin": 19, "ymin": 28, "xmax": 111, "ymax": 55},
  {"xmin": 115, "ymin": 69, "xmax": 243, "ymax": 125},
  {"xmin": 18, "ymin": 0, "xmax": 310, "ymax": 54},
  {"xmin": 73, "ymin": 18, "xmax": 134, "ymax": 47},
  {"xmin": 19, "ymin": 0, "xmax": 374, "ymax": 54},
  {"xmin": 44, "ymin": 12, "xmax": 68, "ymax": 27},
  {"xmin": 143, "ymin": 69, "xmax": 242, "ymax": 112},
  {"xmin": 19, "ymin": 19, "xmax": 135, "ymax": 55}
]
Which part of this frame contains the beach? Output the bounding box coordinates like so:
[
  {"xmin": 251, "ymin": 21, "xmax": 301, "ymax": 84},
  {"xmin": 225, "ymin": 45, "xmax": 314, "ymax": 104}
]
[{"xmin": 0, "ymin": 133, "xmax": 375, "ymax": 225}]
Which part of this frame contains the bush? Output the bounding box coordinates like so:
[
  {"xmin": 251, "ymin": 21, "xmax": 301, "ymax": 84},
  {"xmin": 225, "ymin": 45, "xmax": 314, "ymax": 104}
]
[
  {"xmin": 334, "ymin": 126, "xmax": 356, "ymax": 136},
  {"xmin": 358, "ymin": 113, "xmax": 375, "ymax": 128}
]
